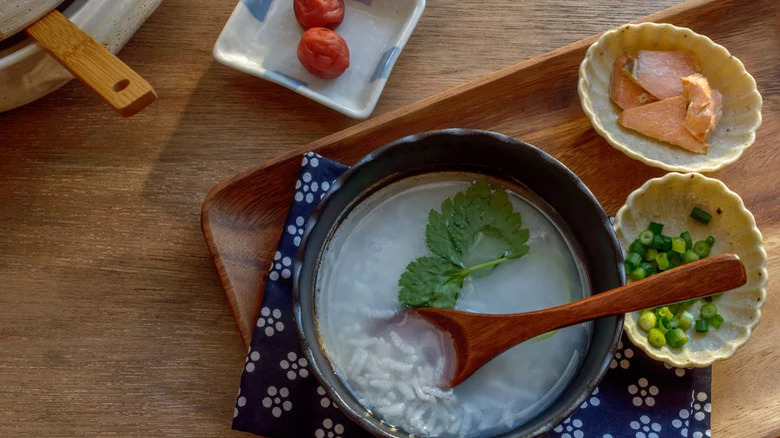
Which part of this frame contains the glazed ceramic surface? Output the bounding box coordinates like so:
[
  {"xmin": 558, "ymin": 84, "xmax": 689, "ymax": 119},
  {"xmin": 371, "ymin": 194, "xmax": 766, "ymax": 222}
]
[
  {"xmin": 0, "ymin": 0, "xmax": 63, "ymax": 40},
  {"xmin": 213, "ymin": 0, "xmax": 425, "ymax": 119},
  {"xmin": 294, "ymin": 129, "xmax": 624, "ymax": 438},
  {"xmin": 579, "ymin": 22, "xmax": 762, "ymax": 172},
  {"xmin": 614, "ymin": 172, "xmax": 767, "ymax": 367},
  {"xmin": 0, "ymin": 0, "xmax": 161, "ymax": 112}
]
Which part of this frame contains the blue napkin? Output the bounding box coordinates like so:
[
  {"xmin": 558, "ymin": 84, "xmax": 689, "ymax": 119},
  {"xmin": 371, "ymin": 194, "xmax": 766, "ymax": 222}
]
[{"xmin": 232, "ymin": 153, "xmax": 712, "ymax": 438}]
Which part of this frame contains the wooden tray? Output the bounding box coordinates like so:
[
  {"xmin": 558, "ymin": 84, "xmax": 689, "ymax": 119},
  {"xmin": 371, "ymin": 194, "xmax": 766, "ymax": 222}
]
[{"xmin": 202, "ymin": 0, "xmax": 778, "ymax": 348}]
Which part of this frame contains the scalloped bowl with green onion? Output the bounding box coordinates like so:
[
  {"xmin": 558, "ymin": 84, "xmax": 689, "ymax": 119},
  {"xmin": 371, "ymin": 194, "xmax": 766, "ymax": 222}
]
[{"xmin": 614, "ymin": 172, "xmax": 767, "ymax": 367}]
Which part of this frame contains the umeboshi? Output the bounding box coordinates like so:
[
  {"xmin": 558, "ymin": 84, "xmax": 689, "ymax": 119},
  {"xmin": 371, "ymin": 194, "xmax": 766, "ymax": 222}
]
[
  {"xmin": 294, "ymin": 0, "xmax": 345, "ymax": 30},
  {"xmin": 297, "ymin": 28, "xmax": 350, "ymax": 79}
]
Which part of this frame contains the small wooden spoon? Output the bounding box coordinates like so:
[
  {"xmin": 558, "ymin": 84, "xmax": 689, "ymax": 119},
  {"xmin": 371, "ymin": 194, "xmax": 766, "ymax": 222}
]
[{"xmin": 415, "ymin": 253, "xmax": 746, "ymax": 388}]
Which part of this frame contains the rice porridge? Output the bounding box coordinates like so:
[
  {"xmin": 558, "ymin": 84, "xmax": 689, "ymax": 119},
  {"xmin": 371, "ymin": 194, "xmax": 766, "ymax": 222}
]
[{"xmin": 316, "ymin": 173, "xmax": 591, "ymax": 437}]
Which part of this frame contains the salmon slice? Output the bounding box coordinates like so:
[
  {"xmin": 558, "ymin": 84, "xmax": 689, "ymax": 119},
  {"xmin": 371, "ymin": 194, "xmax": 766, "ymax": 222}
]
[
  {"xmin": 628, "ymin": 50, "xmax": 701, "ymax": 99},
  {"xmin": 618, "ymin": 95, "xmax": 708, "ymax": 154},
  {"xmin": 610, "ymin": 55, "xmax": 658, "ymax": 110},
  {"xmin": 682, "ymin": 73, "xmax": 723, "ymax": 141}
]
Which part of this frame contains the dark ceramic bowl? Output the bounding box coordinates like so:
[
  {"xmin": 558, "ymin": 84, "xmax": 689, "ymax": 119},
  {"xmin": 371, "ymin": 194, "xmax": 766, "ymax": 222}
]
[{"xmin": 293, "ymin": 129, "xmax": 625, "ymax": 438}]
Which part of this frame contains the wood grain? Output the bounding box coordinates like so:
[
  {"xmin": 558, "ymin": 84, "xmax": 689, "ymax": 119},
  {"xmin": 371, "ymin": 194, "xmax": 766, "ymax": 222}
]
[
  {"xmin": 418, "ymin": 254, "xmax": 747, "ymax": 387},
  {"xmin": 1, "ymin": 0, "xmax": 776, "ymax": 437},
  {"xmin": 26, "ymin": 10, "xmax": 157, "ymax": 117}
]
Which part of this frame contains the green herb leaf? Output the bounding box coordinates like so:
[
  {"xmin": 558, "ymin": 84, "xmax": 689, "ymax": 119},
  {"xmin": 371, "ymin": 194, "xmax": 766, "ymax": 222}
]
[
  {"xmin": 398, "ymin": 256, "xmax": 464, "ymax": 308},
  {"xmin": 425, "ymin": 209, "xmax": 460, "ymax": 266},
  {"xmin": 425, "ymin": 179, "xmax": 529, "ymax": 265},
  {"xmin": 400, "ymin": 180, "xmax": 530, "ymax": 309}
]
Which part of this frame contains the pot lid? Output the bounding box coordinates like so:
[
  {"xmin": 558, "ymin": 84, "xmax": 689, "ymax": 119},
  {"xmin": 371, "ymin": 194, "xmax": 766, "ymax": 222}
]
[{"xmin": 0, "ymin": 0, "xmax": 64, "ymax": 41}]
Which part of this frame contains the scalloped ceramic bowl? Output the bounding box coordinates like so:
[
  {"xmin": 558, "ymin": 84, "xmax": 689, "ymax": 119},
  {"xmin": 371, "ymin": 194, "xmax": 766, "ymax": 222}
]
[
  {"xmin": 614, "ymin": 173, "xmax": 767, "ymax": 367},
  {"xmin": 578, "ymin": 22, "xmax": 762, "ymax": 173}
]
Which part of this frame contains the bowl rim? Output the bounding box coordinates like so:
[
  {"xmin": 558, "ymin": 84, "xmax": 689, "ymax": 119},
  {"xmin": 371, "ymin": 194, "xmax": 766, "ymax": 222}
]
[
  {"xmin": 578, "ymin": 22, "xmax": 763, "ymax": 173},
  {"xmin": 0, "ymin": 0, "xmax": 140, "ymax": 66},
  {"xmin": 292, "ymin": 129, "xmax": 625, "ymax": 438}
]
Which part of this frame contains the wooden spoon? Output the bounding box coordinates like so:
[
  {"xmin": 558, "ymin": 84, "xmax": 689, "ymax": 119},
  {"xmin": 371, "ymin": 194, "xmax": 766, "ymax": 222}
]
[
  {"xmin": 415, "ymin": 253, "xmax": 746, "ymax": 388},
  {"xmin": 24, "ymin": 10, "xmax": 156, "ymax": 116}
]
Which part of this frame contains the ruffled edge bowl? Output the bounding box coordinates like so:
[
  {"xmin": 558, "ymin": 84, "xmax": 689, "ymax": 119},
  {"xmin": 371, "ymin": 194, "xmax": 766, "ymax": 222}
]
[
  {"xmin": 578, "ymin": 22, "xmax": 762, "ymax": 173},
  {"xmin": 614, "ymin": 172, "xmax": 767, "ymax": 367}
]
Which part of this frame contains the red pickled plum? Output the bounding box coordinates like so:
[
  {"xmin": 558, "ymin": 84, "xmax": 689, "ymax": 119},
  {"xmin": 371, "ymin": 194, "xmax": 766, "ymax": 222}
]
[
  {"xmin": 297, "ymin": 27, "xmax": 350, "ymax": 79},
  {"xmin": 294, "ymin": 0, "xmax": 345, "ymax": 30}
]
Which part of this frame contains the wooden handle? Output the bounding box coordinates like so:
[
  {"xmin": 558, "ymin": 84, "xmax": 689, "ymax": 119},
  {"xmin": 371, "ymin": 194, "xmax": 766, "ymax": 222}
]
[
  {"xmin": 25, "ymin": 10, "xmax": 156, "ymax": 117},
  {"xmin": 513, "ymin": 253, "xmax": 747, "ymax": 337}
]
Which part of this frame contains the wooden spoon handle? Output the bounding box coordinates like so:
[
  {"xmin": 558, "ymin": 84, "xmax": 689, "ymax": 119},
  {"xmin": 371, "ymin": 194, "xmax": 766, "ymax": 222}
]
[
  {"xmin": 514, "ymin": 253, "xmax": 746, "ymax": 337},
  {"xmin": 25, "ymin": 10, "xmax": 156, "ymax": 117}
]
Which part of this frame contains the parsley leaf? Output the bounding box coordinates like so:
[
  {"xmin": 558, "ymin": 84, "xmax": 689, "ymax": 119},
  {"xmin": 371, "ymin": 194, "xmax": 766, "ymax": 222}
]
[
  {"xmin": 399, "ymin": 180, "xmax": 530, "ymax": 309},
  {"xmin": 425, "ymin": 209, "xmax": 460, "ymax": 266},
  {"xmin": 398, "ymin": 257, "xmax": 463, "ymax": 308}
]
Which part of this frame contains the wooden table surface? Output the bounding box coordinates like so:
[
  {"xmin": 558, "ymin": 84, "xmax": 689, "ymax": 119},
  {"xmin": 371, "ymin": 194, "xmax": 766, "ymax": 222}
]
[{"xmin": 1, "ymin": 1, "xmax": 777, "ymax": 437}]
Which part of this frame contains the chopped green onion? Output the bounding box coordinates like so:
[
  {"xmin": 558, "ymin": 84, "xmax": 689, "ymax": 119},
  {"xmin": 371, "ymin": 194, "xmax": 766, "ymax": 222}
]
[
  {"xmin": 666, "ymin": 328, "xmax": 689, "ymax": 348},
  {"xmin": 630, "ymin": 266, "xmax": 648, "ymax": 281},
  {"xmin": 691, "ymin": 207, "xmax": 713, "ymax": 224},
  {"xmin": 693, "ymin": 241, "xmax": 711, "ymax": 258},
  {"xmin": 648, "ymin": 328, "xmax": 666, "ymax": 348},
  {"xmin": 638, "ymin": 312, "xmax": 657, "ymax": 332},
  {"xmin": 639, "ymin": 230, "xmax": 655, "ymax": 246},
  {"xmin": 655, "ymin": 252, "xmax": 670, "ymax": 270},
  {"xmin": 682, "ymin": 250, "xmax": 700, "ymax": 264},
  {"xmin": 640, "ymin": 261, "xmax": 656, "ymax": 275},
  {"xmin": 630, "ymin": 240, "xmax": 647, "ymax": 257},
  {"xmin": 651, "ymin": 235, "xmax": 672, "ymax": 251},
  {"xmin": 680, "ymin": 231, "xmax": 693, "ymax": 250},
  {"xmin": 625, "ymin": 222, "xmax": 724, "ymax": 348},
  {"xmin": 672, "ymin": 237, "xmax": 686, "ymax": 254},
  {"xmin": 710, "ymin": 314, "xmax": 724, "ymax": 329},
  {"xmin": 657, "ymin": 316, "xmax": 673, "ymax": 334},
  {"xmin": 644, "ymin": 248, "xmax": 658, "ymax": 262},
  {"xmin": 701, "ymin": 303, "xmax": 718, "ymax": 319},
  {"xmin": 678, "ymin": 310, "xmax": 694, "ymax": 330},
  {"xmin": 626, "ymin": 252, "xmax": 643, "ymax": 269}
]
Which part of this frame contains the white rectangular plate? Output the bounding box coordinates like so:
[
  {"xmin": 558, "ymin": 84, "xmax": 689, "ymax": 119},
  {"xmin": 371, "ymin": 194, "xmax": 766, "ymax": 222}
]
[{"xmin": 213, "ymin": 0, "xmax": 425, "ymax": 119}]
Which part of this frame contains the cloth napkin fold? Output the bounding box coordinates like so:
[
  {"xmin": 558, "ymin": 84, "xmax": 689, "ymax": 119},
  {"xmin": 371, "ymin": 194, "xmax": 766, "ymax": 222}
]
[{"xmin": 232, "ymin": 153, "xmax": 712, "ymax": 438}]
